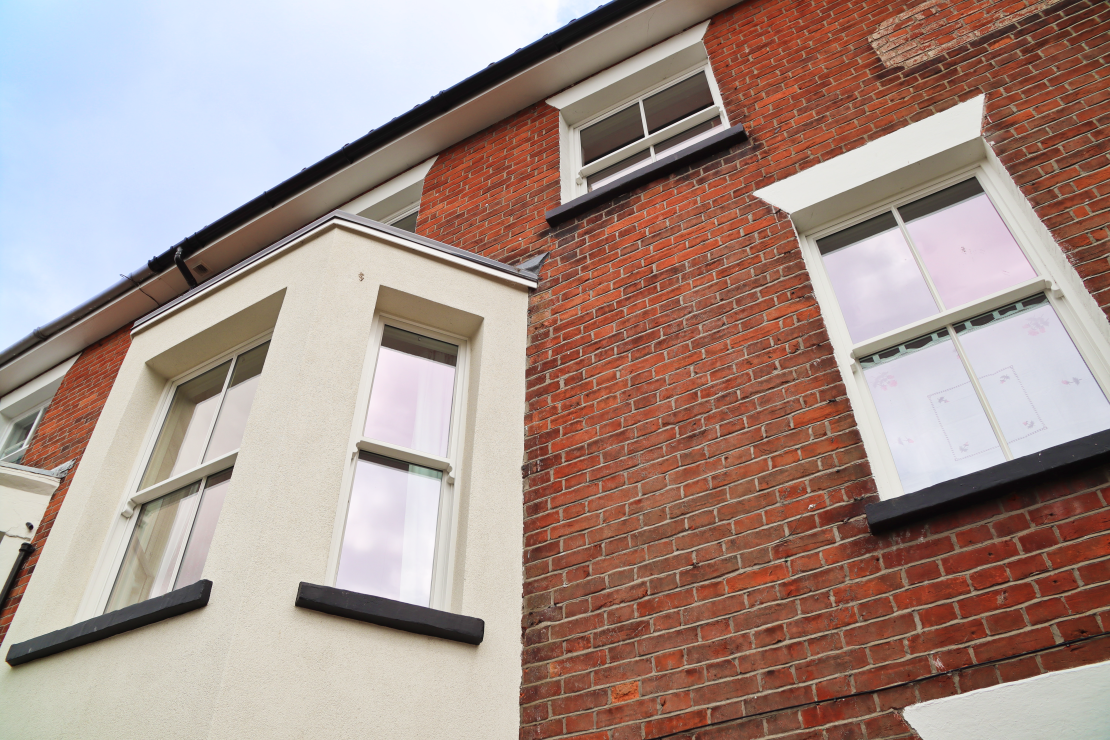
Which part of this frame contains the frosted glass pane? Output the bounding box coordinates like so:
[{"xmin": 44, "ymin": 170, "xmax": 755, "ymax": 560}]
[
  {"xmin": 106, "ymin": 482, "xmax": 202, "ymax": 612},
  {"xmin": 819, "ymin": 214, "xmax": 939, "ymax": 343},
  {"xmin": 862, "ymin": 330, "xmax": 1006, "ymax": 493},
  {"xmin": 955, "ymin": 297, "xmax": 1110, "ymax": 457},
  {"xmin": 141, "ymin": 362, "xmax": 230, "ymax": 489},
  {"xmin": 204, "ymin": 342, "xmax": 269, "ymax": 462},
  {"xmin": 902, "ymin": 180, "xmax": 1036, "ymax": 308},
  {"xmin": 336, "ymin": 454, "xmax": 442, "ymax": 607},
  {"xmin": 175, "ymin": 468, "xmax": 233, "ymax": 589},
  {"xmin": 364, "ymin": 327, "xmax": 458, "ymax": 457}
]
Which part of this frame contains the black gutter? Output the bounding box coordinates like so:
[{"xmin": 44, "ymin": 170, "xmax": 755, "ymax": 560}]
[{"xmin": 0, "ymin": 0, "xmax": 662, "ymax": 370}]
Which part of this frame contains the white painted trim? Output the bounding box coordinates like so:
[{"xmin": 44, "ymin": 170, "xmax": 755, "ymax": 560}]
[
  {"xmin": 578, "ymin": 105, "xmax": 721, "ymax": 178},
  {"xmin": 327, "ymin": 313, "xmax": 470, "ymax": 612},
  {"xmin": 0, "ymin": 464, "xmax": 62, "ymax": 497},
  {"xmin": 339, "ymin": 157, "xmax": 436, "ymax": 223},
  {"xmin": 547, "ymin": 20, "xmax": 710, "ymax": 112},
  {"xmin": 124, "ymin": 451, "xmax": 238, "ymax": 517},
  {"xmin": 904, "ymin": 659, "xmax": 1110, "ymax": 739},
  {"xmin": 0, "ymin": 355, "xmax": 77, "ymax": 421},
  {"xmin": 755, "ymin": 95, "xmax": 986, "ymax": 229}
]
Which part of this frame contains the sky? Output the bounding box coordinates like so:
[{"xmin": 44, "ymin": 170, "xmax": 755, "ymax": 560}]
[{"xmin": 0, "ymin": 0, "xmax": 608, "ymax": 351}]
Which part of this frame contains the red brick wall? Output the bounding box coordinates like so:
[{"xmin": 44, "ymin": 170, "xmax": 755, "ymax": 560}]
[
  {"xmin": 0, "ymin": 325, "xmax": 132, "ymax": 645},
  {"xmin": 418, "ymin": 0, "xmax": 1110, "ymax": 738},
  {"xmin": 869, "ymin": 0, "xmax": 1059, "ymax": 69}
]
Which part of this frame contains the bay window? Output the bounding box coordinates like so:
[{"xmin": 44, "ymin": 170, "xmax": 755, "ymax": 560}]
[
  {"xmin": 104, "ymin": 338, "xmax": 270, "ymax": 612},
  {"xmin": 335, "ymin": 322, "xmax": 463, "ymax": 610}
]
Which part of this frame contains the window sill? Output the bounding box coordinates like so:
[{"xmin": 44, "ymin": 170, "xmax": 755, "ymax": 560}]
[
  {"xmin": 865, "ymin": 429, "xmax": 1110, "ymax": 532},
  {"xmin": 295, "ymin": 582, "xmax": 484, "ymax": 646},
  {"xmin": 546, "ymin": 123, "xmax": 749, "ymax": 227},
  {"xmin": 5, "ymin": 579, "xmax": 212, "ymax": 666}
]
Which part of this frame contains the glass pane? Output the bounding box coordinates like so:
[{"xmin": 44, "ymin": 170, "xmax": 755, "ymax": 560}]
[
  {"xmin": 580, "ymin": 104, "xmax": 645, "ymax": 164},
  {"xmin": 586, "ymin": 149, "xmax": 652, "ymax": 191},
  {"xmin": 1, "ymin": 409, "xmax": 41, "ymax": 462},
  {"xmin": 336, "ymin": 453, "xmax": 442, "ymax": 607},
  {"xmin": 390, "ymin": 210, "xmax": 418, "ymax": 233},
  {"xmin": 106, "ymin": 481, "xmax": 202, "ymax": 612},
  {"xmin": 175, "ymin": 468, "xmax": 234, "ymax": 588},
  {"xmin": 862, "ymin": 329, "xmax": 1006, "ymax": 493},
  {"xmin": 140, "ymin": 361, "xmax": 231, "ymax": 489},
  {"xmin": 819, "ymin": 213, "xmax": 939, "ymax": 343},
  {"xmin": 204, "ymin": 343, "xmax": 270, "ymax": 462},
  {"xmin": 653, "ymin": 117, "xmax": 720, "ymax": 156},
  {"xmin": 364, "ymin": 327, "xmax": 458, "ymax": 457},
  {"xmin": 901, "ymin": 179, "xmax": 1036, "ymax": 308},
  {"xmin": 643, "ymin": 72, "xmax": 715, "ymax": 133},
  {"xmin": 955, "ymin": 296, "xmax": 1110, "ymax": 457}
]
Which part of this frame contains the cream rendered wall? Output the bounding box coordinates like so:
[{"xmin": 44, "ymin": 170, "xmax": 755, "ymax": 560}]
[
  {"xmin": 0, "ymin": 223, "xmax": 531, "ymax": 740},
  {"xmin": 0, "ymin": 466, "xmax": 59, "ymax": 587}
]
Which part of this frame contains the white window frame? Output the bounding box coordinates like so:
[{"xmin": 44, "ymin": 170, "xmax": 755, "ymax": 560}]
[
  {"xmin": 799, "ymin": 161, "xmax": 1110, "ymax": 500},
  {"xmin": 0, "ymin": 404, "xmax": 49, "ymax": 465},
  {"xmin": 568, "ymin": 64, "xmax": 729, "ymax": 196},
  {"xmin": 79, "ymin": 331, "xmax": 272, "ymax": 618},
  {"xmin": 340, "ymin": 157, "xmax": 436, "ymax": 225},
  {"xmin": 325, "ymin": 314, "xmax": 469, "ymax": 612},
  {"xmin": 0, "ymin": 355, "xmax": 77, "ymax": 466},
  {"xmin": 383, "ymin": 203, "xmax": 420, "ymax": 231}
]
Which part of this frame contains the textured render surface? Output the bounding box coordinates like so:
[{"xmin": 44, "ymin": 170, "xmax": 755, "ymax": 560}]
[
  {"xmin": 870, "ymin": 0, "xmax": 1060, "ymax": 69},
  {"xmin": 0, "ymin": 225, "xmax": 530, "ymax": 739},
  {"xmin": 904, "ymin": 659, "xmax": 1110, "ymax": 739},
  {"xmin": 412, "ymin": 1, "xmax": 1110, "ymax": 738},
  {"xmin": 0, "ymin": 326, "xmax": 132, "ymax": 646}
]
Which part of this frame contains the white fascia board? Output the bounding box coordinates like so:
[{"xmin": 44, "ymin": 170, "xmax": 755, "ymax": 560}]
[
  {"xmin": 904, "ymin": 659, "xmax": 1110, "ymax": 740},
  {"xmin": 339, "ymin": 157, "xmax": 437, "ymax": 220},
  {"xmin": 754, "ymin": 95, "xmax": 986, "ymax": 230},
  {"xmin": 547, "ymin": 20, "xmax": 710, "ymax": 125},
  {"xmin": 1, "ymin": 0, "xmax": 735, "ymax": 397},
  {"xmin": 0, "ymin": 354, "xmax": 78, "ymax": 419}
]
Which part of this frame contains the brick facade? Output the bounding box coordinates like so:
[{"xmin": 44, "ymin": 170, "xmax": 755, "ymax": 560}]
[
  {"xmin": 416, "ymin": 0, "xmax": 1110, "ymax": 737},
  {"xmin": 0, "ymin": 325, "xmax": 132, "ymax": 645}
]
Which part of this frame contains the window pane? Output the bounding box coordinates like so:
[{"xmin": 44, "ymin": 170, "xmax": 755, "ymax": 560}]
[
  {"xmin": 175, "ymin": 468, "xmax": 234, "ymax": 589},
  {"xmin": 901, "ymin": 179, "xmax": 1036, "ymax": 308},
  {"xmin": 106, "ymin": 482, "xmax": 202, "ymax": 612},
  {"xmin": 653, "ymin": 117, "xmax": 720, "ymax": 156},
  {"xmin": 819, "ymin": 213, "xmax": 939, "ymax": 343},
  {"xmin": 336, "ymin": 453, "xmax": 442, "ymax": 607},
  {"xmin": 1, "ymin": 409, "xmax": 41, "ymax": 463},
  {"xmin": 862, "ymin": 330, "xmax": 1006, "ymax": 493},
  {"xmin": 586, "ymin": 149, "xmax": 652, "ymax": 191},
  {"xmin": 140, "ymin": 361, "xmax": 231, "ymax": 489},
  {"xmin": 643, "ymin": 72, "xmax": 715, "ymax": 133},
  {"xmin": 580, "ymin": 104, "xmax": 645, "ymax": 164},
  {"xmin": 955, "ymin": 296, "xmax": 1110, "ymax": 457},
  {"xmin": 364, "ymin": 327, "xmax": 458, "ymax": 457},
  {"xmin": 390, "ymin": 210, "xmax": 418, "ymax": 233},
  {"xmin": 204, "ymin": 343, "xmax": 270, "ymax": 462}
]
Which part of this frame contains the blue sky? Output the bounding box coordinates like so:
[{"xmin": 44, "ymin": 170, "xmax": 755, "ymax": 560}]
[{"xmin": 0, "ymin": 0, "xmax": 607, "ymax": 351}]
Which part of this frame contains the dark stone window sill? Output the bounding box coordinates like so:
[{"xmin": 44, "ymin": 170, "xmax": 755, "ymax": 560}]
[
  {"xmin": 5, "ymin": 579, "xmax": 212, "ymax": 666},
  {"xmin": 295, "ymin": 582, "xmax": 484, "ymax": 645},
  {"xmin": 866, "ymin": 429, "xmax": 1110, "ymax": 532},
  {"xmin": 545, "ymin": 123, "xmax": 749, "ymax": 227}
]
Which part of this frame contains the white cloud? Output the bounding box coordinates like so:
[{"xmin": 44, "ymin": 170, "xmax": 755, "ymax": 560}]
[{"xmin": 0, "ymin": 0, "xmax": 606, "ymax": 350}]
